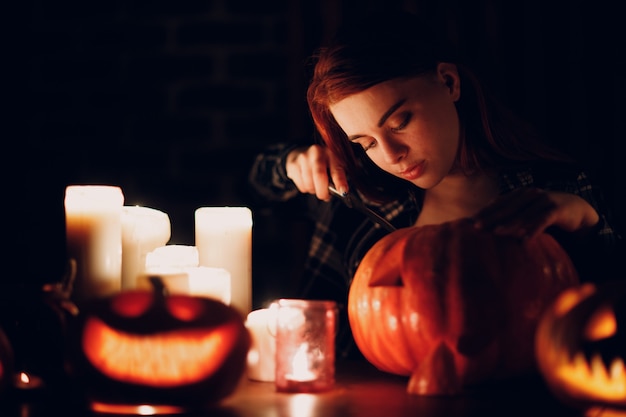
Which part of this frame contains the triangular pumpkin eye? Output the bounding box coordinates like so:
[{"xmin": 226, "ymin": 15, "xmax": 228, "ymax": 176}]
[
  {"xmin": 553, "ymin": 284, "xmax": 596, "ymax": 317},
  {"xmin": 111, "ymin": 292, "xmax": 152, "ymax": 317},
  {"xmin": 167, "ymin": 296, "xmax": 204, "ymax": 321},
  {"xmin": 584, "ymin": 306, "xmax": 617, "ymax": 341}
]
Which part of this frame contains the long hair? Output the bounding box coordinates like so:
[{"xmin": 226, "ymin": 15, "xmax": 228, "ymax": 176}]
[{"xmin": 306, "ymin": 10, "xmax": 569, "ymax": 203}]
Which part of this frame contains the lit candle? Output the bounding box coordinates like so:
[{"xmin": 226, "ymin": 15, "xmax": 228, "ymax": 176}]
[
  {"xmin": 121, "ymin": 206, "xmax": 171, "ymax": 290},
  {"xmin": 13, "ymin": 371, "xmax": 45, "ymax": 390},
  {"xmin": 245, "ymin": 304, "xmax": 278, "ymax": 382},
  {"xmin": 64, "ymin": 185, "xmax": 124, "ymax": 303},
  {"xmin": 143, "ymin": 245, "xmax": 231, "ymax": 304},
  {"xmin": 286, "ymin": 343, "xmax": 316, "ymax": 381},
  {"xmin": 275, "ymin": 299, "xmax": 338, "ymax": 393},
  {"xmin": 194, "ymin": 207, "xmax": 252, "ymax": 317}
]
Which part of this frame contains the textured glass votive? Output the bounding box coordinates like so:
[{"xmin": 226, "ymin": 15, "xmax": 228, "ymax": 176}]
[{"xmin": 274, "ymin": 299, "xmax": 337, "ymax": 393}]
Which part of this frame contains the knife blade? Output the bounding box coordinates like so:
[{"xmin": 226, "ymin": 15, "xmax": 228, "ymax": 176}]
[{"xmin": 328, "ymin": 185, "xmax": 397, "ymax": 232}]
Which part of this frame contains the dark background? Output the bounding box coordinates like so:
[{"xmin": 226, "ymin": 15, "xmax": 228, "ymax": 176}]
[{"xmin": 10, "ymin": 0, "xmax": 625, "ymax": 308}]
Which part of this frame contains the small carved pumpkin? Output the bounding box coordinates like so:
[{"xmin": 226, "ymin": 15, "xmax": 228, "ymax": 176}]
[
  {"xmin": 535, "ymin": 280, "xmax": 626, "ymax": 415},
  {"xmin": 0, "ymin": 325, "xmax": 14, "ymax": 395},
  {"xmin": 348, "ymin": 218, "xmax": 580, "ymax": 395},
  {"xmin": 0, "ymin": 260, "xmax": 78, "ymax": 391},
  {"xmin": 66, "ymin": 277, "xmax": 250, "ymax": 410}
]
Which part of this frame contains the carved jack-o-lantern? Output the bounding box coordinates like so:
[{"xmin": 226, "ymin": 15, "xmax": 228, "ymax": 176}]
[
  {"xmin": 348, "ymin": 219, "xmax": 580, "ymax": 395},
  {"xmin": 535, "ymin": 280, "xmax": 626, "ymax": 415},
  {"xmin": 66, "ymin": 277, "xmax": 250, "ymax": 411}
]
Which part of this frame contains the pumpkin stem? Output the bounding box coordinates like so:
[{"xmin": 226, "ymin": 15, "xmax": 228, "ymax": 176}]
[{"xmin": 148, "ymin": 276, "xmax": 169, "ymax": 299}]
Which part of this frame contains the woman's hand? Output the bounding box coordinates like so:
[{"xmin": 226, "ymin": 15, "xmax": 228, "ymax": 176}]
[
  {"xmin": 473, "ymin": 188, "xmax": 600, "ymax": 239},
  {"xmin": 285, "ymin": 144, "xmax": 349, "ymax": 201}
]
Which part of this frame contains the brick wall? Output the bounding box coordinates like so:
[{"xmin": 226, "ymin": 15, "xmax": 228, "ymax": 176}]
[
  {"xmin": 15, "ymin": 0, "xmax": 625, "ymax": 306},
  {"xmin": 25, "ymin": 0, "xmax": 298, "ymax": 229},
  {"xmin": 18, "ymin": 0, "xmax": 320, "ymax": 304}
]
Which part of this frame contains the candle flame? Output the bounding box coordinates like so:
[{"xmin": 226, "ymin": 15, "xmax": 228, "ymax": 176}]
[
  {"xmin": 291, "ymin": 343, "xmax": 315, "ymax": 381},
  {"xmin": 20, "ymin": 372, "xmax": 30, "ymax": 384}
]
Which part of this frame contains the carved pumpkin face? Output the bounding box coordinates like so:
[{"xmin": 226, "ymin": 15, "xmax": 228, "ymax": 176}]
[
  {"xmin": 348, "ymin": 218, "xmax": 580, "ymax": 396},
  {"xmin": 535, "ymin": 280, "xmax": 626, "ymax": 414},
  {"xmin": 67, "ymin": 277, "xmax": 250, "ymax": 410}
]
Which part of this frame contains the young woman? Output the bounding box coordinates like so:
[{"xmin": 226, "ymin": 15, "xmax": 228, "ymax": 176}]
[{"xmin": 249, "ymin": 10, "xmax": 623, "ymax": 358}]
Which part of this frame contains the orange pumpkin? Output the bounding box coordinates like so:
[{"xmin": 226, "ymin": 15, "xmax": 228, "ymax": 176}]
[
  {"xmin": 535, "ymin": 280, "xmax": 626, "ymax": 415},
  {"xmin": 348, "ymin": 218, "xmax": 580, "ymax": 395},
  {"xmin": 66, "ymin": 277, "xmax": 250, "ymax": 411}
]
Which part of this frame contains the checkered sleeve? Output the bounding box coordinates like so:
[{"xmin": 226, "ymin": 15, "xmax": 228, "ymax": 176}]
[
  {"xmin": 543, "ymin": 168, "xmax": 620, "ymax": 244},
  {"xmin": 529, "ymin": 162, "xmax": 624, "ymax": 283},
  {"xmin": 248, "ymin": 143, "xmax": 301, "ymax": 202}
]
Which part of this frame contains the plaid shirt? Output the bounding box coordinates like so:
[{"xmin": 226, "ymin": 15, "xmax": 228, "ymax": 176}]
[{"xmin": 249, "ymin": 143, "xmax": 623, "ymax": 358}]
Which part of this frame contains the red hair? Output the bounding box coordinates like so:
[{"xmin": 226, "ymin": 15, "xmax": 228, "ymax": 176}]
[{"xmin": 306, "ymin": 10, "xmax": 568, "ymax": 203}]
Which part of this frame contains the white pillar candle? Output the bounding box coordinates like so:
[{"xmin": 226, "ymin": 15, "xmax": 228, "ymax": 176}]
[
  {"xmin": 138, "ymin": 267, "xmax": 231, "ymax": 304},
  {"xmin": 138, "ymin": 270, "xmax": 190, "ymax": 294},
  {"xmin": 143, "ymin": 245, "xmax": 231, "ymax": 304},
  {"xmin": 186, "ymin": 266, "xmax": 231, "ymax": 304},
  {"xmin": 195, "ymin": 207, "xmax": 252, "ymax": 317},
  {"xmin": 121, "ymin": 206, "xmax": 171, "ymax": 290},
  {"xmin": 145, "ymin": 244, "xmax": 199, "ymax": 270},
  {"xmin": 64, "ymin": 185, "xmax": 124, "ymax": 303},
  {"xmin": 245, "ymin": 304, "xmax": 278, "ymax": 382},
  {"xmin": 143, "ymin": 244, "xmax": 199, "ymax": 294}
]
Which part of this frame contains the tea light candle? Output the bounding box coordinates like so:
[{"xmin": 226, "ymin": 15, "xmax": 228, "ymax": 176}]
[
  {"xmin": 245, "ymin": 304, "xmax": 278, "ymax": 382},
  {"xmin": 64, "ymin": 185, "xmax": 124, "ymax": 303},
  {"xmin": 13, "ymin": 372, "xmax": 45, "ymax": 390},
  {"xmin": 195, "ymin": 207, "xmax": 252, "ymax": 317},
  {"xmin": 121, "ymin": 206, "xmax": 171, "ymax": 289},
  {"xmin": 275, "ymin": 299, "xmax": 338, "ymax": 393},
  {"xmin": 286, "ymin": 343, "xmax": 316, "ymax": 381}
]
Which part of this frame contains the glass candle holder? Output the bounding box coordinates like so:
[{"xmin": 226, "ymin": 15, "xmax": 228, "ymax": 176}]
[{"xmin": 274, "ymin": 299, "xmax": 337, "ymax": 393}]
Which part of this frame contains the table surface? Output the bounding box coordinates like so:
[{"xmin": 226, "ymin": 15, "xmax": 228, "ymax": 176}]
[{"xmin": 0, "ymin": 359, "xmax": 589, "ymax": 417}]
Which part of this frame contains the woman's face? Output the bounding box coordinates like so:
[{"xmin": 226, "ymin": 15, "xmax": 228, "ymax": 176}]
[{"xmin": 329, "ymin": 63, "xmax": 461, "ymax": 190}]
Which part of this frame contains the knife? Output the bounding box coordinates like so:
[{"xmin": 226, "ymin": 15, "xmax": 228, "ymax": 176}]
[{"xmin": 328, "ymin": 185, "xmax": 397, "ymax": 232}]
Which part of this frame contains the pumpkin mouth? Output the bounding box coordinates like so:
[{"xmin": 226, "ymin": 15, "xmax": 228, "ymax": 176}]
[
  {"xmin": 552, "ymin": 353, "xmax": 626, "ymax": 403},
  {"xmin": 540, "ymin": 284, "xmax": 626, "ymax": 406},
  {"xmin": 82, "ymin": 317, "xmax": 239, "ymax": 387}
]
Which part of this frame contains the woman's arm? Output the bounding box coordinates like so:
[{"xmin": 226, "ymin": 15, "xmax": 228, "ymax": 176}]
[
  {"xmin": 248, "ymin": 143, "xmax": 302, "ymax": 202},
  {"xmin": 473, "ymin": 188, "xmax": 600, "ymax": 240},
  {"xmin": 473, "ymin": 164, "xmax": 624, "ymax": 284},
  {"xmin": 249, "ymin": 142, "xmax": 349, "ymax": 202}
]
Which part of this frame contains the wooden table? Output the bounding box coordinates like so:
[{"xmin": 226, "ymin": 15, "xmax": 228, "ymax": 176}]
[{"xmin": 1, "ymin": 359, "xmax": 585, "ymax": 417}]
